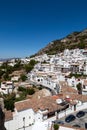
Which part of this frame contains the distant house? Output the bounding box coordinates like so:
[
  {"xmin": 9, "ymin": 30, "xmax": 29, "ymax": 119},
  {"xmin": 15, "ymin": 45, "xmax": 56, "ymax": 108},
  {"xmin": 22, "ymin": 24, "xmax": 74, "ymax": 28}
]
[
  {"xmin": 83, "ymin": 50, "xmax": 87, "ymax": 56},
  {"xmin": 70, "ymin": 63, "xmax": 79, "ymax": 73},
  {"xmin": 11, "ymin": 76, "xmax": 19, "ymax": 82},
  {"xmin": 0, "ymin": 81, "xmax": 14, "ymax": 94},
  {"xmin": 61, "ymin": 62, "xmax": 70, "ymax": 73}
]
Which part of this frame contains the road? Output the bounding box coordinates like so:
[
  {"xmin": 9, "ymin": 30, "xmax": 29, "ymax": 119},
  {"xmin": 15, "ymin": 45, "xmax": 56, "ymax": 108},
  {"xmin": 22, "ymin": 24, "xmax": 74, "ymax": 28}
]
[{"xmin": 55, "ymin": 109, "xmax": 87, "ymax": 129}]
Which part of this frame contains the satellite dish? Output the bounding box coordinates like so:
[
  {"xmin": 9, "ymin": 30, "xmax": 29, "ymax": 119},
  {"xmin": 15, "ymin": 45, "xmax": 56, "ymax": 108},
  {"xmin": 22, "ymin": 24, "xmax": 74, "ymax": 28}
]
[{"xmin": 56, "ymin": 99, "xmax": 62, "ymax": 104}]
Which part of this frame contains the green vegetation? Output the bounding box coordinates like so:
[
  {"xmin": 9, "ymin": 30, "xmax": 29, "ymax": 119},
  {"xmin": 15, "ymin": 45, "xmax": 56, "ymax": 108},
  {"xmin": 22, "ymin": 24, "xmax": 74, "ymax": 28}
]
[
  {"xmin": 13, "ymin": 60, "xmax": 23, "ymax": 71},
  {"xmin": 25, "ymin": 59, "xmax": 38, "ymax": 73},
  {"xmin": 76, "ymin": 83, "xmax": 82, "ymax": 94},
  {"xmin": 20, "ymin": 74, "xmax": 27, "ymax": 81},
  {"xmin": 0, "ymin": 61, "xmax": 14, "ymax": 81},
  {"xmin": 69, "ymin": 73, "xmax": 87, "ymax": 78},
  {"xmin": 0, "ymin": 60, "xmax": 23, "ymax": 81},
  {"xmin": 37, "ymin": 30, "xmax": 87, "ymax": 55},
  {"xmin": 0, "ymin": 59, "xmax": 39, "ymax": 111},
  {"xmin": 3, "ymin": 86, "xmax": 36, "ymax": 111},
  {"xmin": 3, "ymin": 72, "xmax": 11, "ymax": 81},
  {"xmin": 27, "ymin": 88, "xmax": 35, "ymax": 95},
  {"xmin": 47, "ymin": 41, "xmax": 86, "ymax": 55},
  {"xmin": 53, "ymin": 124, "xmax": 59, "ymax": 130},
  {"xmin": 78, "ymin": 42, "xmax": 85, "ymax": 49},
  {"xmin": 18, "ymin": 86, "xmax": 35, "ymax": 95},
  {"xmin": 18, "ymin": 86, "xmax": 26, "ymax": 91},
  {"xmin": 4, "ymin": 93, "xmax": 15, "ymax": 111},
  {"xmin": 0, "ymin": 59, "xmax": 38, "ymax": 81},
  {"xmin": 38, "ymin": 86, "xmax": 43, "ymax": 90}
]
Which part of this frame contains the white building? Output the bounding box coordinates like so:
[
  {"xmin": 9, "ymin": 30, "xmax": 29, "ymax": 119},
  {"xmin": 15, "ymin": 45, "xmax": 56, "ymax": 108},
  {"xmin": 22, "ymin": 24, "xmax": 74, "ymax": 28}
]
[
  {"xmin": 0, "ymin": 81, "xmax": 14, "ymax": 94},
  {"xmin": 32, "ymin": 121, "xmax": 51, "ymax": 130},
  {"xmin": 5, "ymin": 95, "xmax": 68, "ymax": 130},
  {"xmin": 84, "ymin": 60, "xmax": 87, "ymax": 75},
  {"xmin": 11, "ymin": 76, "xmax": 19, "ymax": 82}
]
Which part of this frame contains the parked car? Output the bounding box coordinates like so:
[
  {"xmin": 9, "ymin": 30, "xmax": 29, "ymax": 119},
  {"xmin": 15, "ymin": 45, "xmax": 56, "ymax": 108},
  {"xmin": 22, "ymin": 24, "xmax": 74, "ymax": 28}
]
[
  {"xmin": 53, "ymin": 120, "xmax": 64, "ymax": 125},
  {"xmin": 57, "ymin": 120, "xmax": 64, "ymax": 125},
  {"xmin": 72, "ymin": 124, "xmax": 81, "ymax": 128},
  {"xmin": 65, "ymin": 115, "xmax": 76, "ymax": 123},
  {"xmin": 76, "ymin": 111, "xmax": 85, "ymax": 118}
]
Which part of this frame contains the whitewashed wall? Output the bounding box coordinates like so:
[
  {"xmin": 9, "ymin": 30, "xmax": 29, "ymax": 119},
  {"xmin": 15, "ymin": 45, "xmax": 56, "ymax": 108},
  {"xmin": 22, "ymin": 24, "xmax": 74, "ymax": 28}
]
[
  {"xmin": 58, "ymin": 102, "xmax": 87, "ymax": 119},
  {"xmin": 16, "ymin": 109, "xmax": 35, "ymax": 129},
  {"xmin": 35, "ymin": 112, "xmax": 43, "ymax": 122},
  {"xmin": 5, "ymin": 109, "xmax": 35, "ymax": 130},
  {"xmin": 5, "ymin": 120, "xmax": 15, "ymax": 130},
  {"xmin": 5, "ymin": 102, "xmax": 87, "ymax": 130}
]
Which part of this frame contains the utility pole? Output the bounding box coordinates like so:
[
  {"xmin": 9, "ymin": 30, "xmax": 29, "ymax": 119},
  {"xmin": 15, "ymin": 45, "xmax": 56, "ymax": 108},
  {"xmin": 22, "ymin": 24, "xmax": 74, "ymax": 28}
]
[{"xmin": 23, "ymin": 117, "xmax": 25, "ymax": 130}]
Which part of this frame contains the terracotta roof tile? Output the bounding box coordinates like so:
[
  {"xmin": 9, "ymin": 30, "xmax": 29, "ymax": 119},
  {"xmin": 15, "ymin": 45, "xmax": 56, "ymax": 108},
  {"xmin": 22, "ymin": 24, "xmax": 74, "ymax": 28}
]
[
  {"xmin": 59, "ymin": 81, "xmax": 78, "ymax": 94},
  {"xmin": 58, "ymin": 81, "xmax": 87, "ymax": 103},
  {"xmin": 52, "ymin": 95, "xmax": 59, "ymax": 100},
  {"xmin": 15, "ymin": 96, "xmax": 64, "ymax": 113}
]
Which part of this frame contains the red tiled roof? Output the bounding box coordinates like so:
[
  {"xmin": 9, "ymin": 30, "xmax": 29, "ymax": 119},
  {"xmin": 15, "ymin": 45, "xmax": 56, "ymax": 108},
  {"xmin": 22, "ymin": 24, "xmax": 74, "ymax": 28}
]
[
  {"xmin": 15, "ymin": 96, "xmax": 64, "ymax": 113},
  {"xmin": 59, "ymin": 81, "xmax": 78, "ymax": 94},
  {"xmin": 59, "ymin": 81, "xmax": 87, "ymax": 102},
  {"xmin": 52, "ymin": 95, "xmax": 59, "ymax": 100}
]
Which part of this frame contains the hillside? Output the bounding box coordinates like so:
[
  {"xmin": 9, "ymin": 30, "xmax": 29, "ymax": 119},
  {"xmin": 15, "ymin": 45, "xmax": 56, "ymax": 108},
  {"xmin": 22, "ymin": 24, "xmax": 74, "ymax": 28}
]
[{"xmin": 36, "ymin": 29, "xmax": 87, "ymax": 55}]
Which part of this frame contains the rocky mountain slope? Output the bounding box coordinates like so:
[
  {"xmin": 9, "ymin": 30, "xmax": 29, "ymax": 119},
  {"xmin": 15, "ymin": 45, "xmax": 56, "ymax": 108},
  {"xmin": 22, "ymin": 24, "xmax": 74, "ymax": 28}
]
[{"xmin": 36, "ymin": 29, "xmax": 87, "ymax": 55}]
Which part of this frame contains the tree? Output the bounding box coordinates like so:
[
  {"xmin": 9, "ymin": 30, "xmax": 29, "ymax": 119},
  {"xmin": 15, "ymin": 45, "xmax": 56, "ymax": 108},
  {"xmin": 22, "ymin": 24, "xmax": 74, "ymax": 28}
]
[
  {"xmin": 53, "ymin": 124, "xmax": 59, "ymax": 130},
  {"xmin": 1, "ymin": 61, "xmax": 8, "ymax": 69},
  {"xmin": 3, "ymin": 73, "xmax": 11, "ymax": 81},
  {"xmin": 27, "ymin": 88, "xmax": 35, "ymax": 95},
  {"xmin": 0, "ymin": 70, "xmax": 4, "ymax": 78},
  {"xmin": 18, "ymin": 86, "xmax": 35, "ymax": 95},
  {"xmin": 25, "ymin": 59, "xmax": 37, "ymax": 73},
  {"xmin": 13, "ymin": 59, "xmax": 23, "ymax": 71},
  {"xmin": 78, "ymin": 42, "xmax": 85, "ymax": 49},
  {"xmin": 29, "ymin": 59, "xmax": 36, "ymax": 66},
  {"xmin": 20, "ymin": 74, "xmax": 27, "ymax": 81},
  {"xmin": 6, "ymin": 65, "xmax": 13, "ymax": 74},
  {"xmin": 25, "ymin": 64, "xmax": 33, "ymax": 73},
  {"xmin": 76, "ymin": 83, "xmax": 82, "ymax": 94},
  {"xmin": 4, "ymin": 93, "xmax": 15, "ymax": 111},
  {"xmin": 18, "ymin": 86, "xmax": 26, "ymax": 92}
]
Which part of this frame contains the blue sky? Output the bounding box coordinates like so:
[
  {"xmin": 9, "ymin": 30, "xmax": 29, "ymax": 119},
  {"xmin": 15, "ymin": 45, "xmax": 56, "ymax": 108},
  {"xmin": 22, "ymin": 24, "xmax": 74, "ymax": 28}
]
[{"xmin": 0, "ymin": 0, "xmax": 87, "ymax": 58}]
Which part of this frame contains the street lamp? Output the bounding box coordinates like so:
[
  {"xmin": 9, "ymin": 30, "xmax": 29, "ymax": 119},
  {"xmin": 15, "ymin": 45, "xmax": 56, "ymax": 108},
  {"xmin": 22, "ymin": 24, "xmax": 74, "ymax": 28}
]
[{"xmin": 23, "ymin": 117, "xmax": 25, "ymax": 130}]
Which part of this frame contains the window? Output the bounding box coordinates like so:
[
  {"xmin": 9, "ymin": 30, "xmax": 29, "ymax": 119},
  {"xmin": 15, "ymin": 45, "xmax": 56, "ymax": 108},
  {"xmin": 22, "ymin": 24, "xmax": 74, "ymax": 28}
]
[
  {"xmin": 83, "ymin": 85, "xmax": 85, "ymax": 89},
  {"xmin": 23, "ymin": 117, "xmax": 25, "ymax": 121},
  {"xmin": 38, "ymin": 79, "xmax": 40, "ymax": 82}
]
